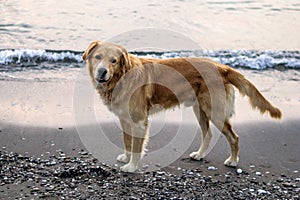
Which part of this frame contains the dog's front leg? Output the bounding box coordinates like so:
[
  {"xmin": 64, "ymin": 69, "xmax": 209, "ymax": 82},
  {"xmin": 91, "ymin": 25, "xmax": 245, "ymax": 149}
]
[
  {"xmin": 117, "ymin": 119, "xmax": 132, "ymax": 163},
  {"xmin": 120, "ymin": 121, "xmax": 148, "ymax": 173}
]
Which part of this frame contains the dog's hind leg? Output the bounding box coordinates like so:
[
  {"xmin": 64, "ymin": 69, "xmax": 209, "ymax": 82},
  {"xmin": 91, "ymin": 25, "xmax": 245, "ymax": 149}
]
[
  {"xmin": 189, "ymin": 106, "xmax": 213, "ymax": 160},
  {"xmin": 220, "ymin": 121, "xmax": 239, "ymax": 167}
]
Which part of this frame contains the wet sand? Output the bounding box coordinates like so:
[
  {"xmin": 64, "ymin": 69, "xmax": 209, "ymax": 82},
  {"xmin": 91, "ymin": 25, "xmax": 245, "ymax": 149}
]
[{"xmin": 0, "ymin": 69, "xmax": 299, "ymax": 198}]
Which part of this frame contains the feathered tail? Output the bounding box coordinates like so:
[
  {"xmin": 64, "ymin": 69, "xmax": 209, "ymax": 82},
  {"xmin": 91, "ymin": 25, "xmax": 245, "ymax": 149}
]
[{"xmin": 227, "ymin": 68, "xmax": 282, "ymax": 119}]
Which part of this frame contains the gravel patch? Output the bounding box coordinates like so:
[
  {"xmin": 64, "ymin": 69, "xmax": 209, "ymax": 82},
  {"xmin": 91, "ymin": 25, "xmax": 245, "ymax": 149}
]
[{"xmin": 0, "ymin": 148, "xmax": 299, "ymax": 199}]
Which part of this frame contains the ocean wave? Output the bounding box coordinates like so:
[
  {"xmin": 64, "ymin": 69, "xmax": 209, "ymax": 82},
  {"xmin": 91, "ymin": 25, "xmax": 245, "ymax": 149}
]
[
  {"xmin": 138, "ymin": 50, "xmax": 300, "ymax": 70},
  {"xmin": 0, "ymin": 49, "xmax": 82, "ymax": 65},
  {"xmin": 0, "ymin": 49, "xmax": 299, "ymax": 71}
]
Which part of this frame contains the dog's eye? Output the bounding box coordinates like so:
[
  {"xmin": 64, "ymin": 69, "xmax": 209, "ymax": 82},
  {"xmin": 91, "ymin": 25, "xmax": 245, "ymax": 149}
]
[
  {"xmin": 110, "ymin": 58, "xmax": 117, "ymax": 64},
  {"xmin": 95, "ymin": 55, "xmax": 102, "ymax": 60}
]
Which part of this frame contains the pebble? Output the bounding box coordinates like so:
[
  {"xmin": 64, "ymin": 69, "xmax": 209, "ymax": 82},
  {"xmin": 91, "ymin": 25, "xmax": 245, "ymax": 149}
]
[
  {"xmin": 257, "ymin": 189, "xmax": 270, "ymax": 195},
  {"xmin": 236, "ymin": 168, "xmax": 243, "ymax": 174},
  {"xmin": 0, "ymin": 149, "xmax": 298, "ymax": 199},
  {"xmin": 31, "ymin": 187, "xmax": 40, "ymax": 193},
  {"xmin": 26, "ymin": 172, "xmax": 34, "ymax": 177},
  {"xmin": 255, "ymin": 172, "xmax": 262, "ymax": 176},
  {"xmin": 41, "ymin": 179, "xmax": 47, "ymax": 185},
  {"xmin": 207, "ymin": 166, "xmax": 218, "ymax": 171},
  {"xmin": 79, "ymin": 151, "xmax": 88, "ymax": 156},
  {"xmin": 282, "ymin": 182, "xmax": 296, "ymax": 188}
]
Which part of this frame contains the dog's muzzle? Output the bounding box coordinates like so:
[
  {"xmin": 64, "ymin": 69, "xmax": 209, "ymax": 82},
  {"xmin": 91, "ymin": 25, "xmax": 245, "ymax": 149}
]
[{"xmin": 95, "ymin": 68, "xmax": 108, "ymax": 83}]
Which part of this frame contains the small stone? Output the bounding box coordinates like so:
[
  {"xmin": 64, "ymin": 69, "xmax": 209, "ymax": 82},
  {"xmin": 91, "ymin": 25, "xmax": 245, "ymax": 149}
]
[
  {"xmin": 249, "ymin": 165, "xmax": 255, "ymax": 168},
  {"xmin": 236, "ymin": 168, "xmax": 243, "ymax": 174},
  {"xmin": 277, "ymin": 178, "xmax": 284, "ymax": 183},
  {"xmin": 255, "ymin": 172, "xmax": 262, "ymax": 176},
  {"xmin": 142, "ymin": 164, "xmax": 149, "ymax": 170},
  {"xmin": 282, "ymin": 182, "xmax": 296, "ymax": 188},
  {"xmin": 41, "ymin": 180, "xmax": 47, "ymax": 185},
  {"xmin": 281, "ymin": 173, "xmax": 287, "ymax": 177},
  {"xmin": 273, "ymin": 185, "xmax": 280, "ymax": 189},
  {"xmin": 257, "ymin": 189, "xmax": 270, "ymax": 195},
  {"xmin": 26, "ymin": 172, "xmax": 34, "ymax": 177},
  {"xmin": 208, "ymin": 166, "xmax": 217, "ymax": 171},
  {"xmin": 156, "ymin": 171, "xmax": 165, "ymax": 175},
  {"xmin": 31, "ymin": 187, "xmax": 40, "ymax": 193},
  {"xmin": 45, "ymin": 185, "xmax": 55, "ymax": 191},
  {"xmin": 80, "ymin": 151, "xmax": 88, "ymax": 156}
]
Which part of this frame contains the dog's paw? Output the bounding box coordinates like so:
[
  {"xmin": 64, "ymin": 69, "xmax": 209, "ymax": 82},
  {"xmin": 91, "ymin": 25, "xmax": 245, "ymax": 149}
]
[
  {"xmin": 120, "ymin": 163, "xmax": 138, "ymax": 173},
  {"xmin": 224, "ymin": 156, "xmax": 239, "ymax": 167},
  {"xmin": 189, "ymin": 151, "xmax": 204, "ymax": 161},
  {"xmin": 117, "ymin": 153, "xmax": 130, "ymax": 163}
]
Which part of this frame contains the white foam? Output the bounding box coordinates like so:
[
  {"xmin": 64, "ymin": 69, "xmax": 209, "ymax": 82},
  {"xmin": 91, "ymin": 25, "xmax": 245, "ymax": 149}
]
[
  {"xmin": 0, "ymin": 49, "xmax": 299, "ymax": 70},
  {"xmin": 0, "ymin": 49, "xmax": 82, "ymax": 65}
]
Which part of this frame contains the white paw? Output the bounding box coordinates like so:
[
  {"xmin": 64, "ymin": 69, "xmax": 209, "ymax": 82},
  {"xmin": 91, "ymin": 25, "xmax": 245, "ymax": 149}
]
[
  {"xmin": 120, "ymin": 163, "xmax": 138, "ymax": 173},
  {"xmin": 117, "ymin": 153, "xmax": 130, "ymax": 163},
  {"xmin": 189, "ymin": 151, "xmax": 204, "ymax": 161},
  {"xmin": 224, "ymin": 156, "xmax": 239, "ymax": 167}
]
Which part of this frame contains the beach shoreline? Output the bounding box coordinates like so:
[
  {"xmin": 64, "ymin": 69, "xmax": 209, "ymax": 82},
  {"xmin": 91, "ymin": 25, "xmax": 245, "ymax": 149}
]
[{"xmin": 0, "ymin": 68, "xmax": 299, "ymax": 198}]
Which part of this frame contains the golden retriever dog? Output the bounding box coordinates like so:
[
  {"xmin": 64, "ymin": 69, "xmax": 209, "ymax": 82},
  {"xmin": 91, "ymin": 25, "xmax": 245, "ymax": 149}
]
[{"xmin": 82, "ymin": 41, "xmax": 281, "ymax": 172}]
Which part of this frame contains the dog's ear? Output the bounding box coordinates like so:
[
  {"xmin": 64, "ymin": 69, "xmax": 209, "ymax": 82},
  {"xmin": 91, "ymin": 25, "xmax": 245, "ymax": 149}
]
[
  {"xmin": 119, "ymin": 46, "xmax": 131, "ymax": 72},
  {"xmin": 82, "ymin": 40, "xmax": 101, "ymax": 61}
]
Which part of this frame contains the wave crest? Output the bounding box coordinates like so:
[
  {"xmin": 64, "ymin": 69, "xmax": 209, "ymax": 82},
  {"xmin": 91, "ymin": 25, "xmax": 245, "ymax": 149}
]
[{"xmin": 0, "ymin": 49, "xmax": 299, "ymax": 70}]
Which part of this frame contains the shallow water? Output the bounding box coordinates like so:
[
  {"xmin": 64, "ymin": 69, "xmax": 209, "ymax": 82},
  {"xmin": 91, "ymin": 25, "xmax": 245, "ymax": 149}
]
[
  {"xmin": 1, "ymin": 0, "xmax": 299, "ymax": 80},
  {"xmin": 1, "ymin": 0, "xmax": 300, "ymax": 50}
]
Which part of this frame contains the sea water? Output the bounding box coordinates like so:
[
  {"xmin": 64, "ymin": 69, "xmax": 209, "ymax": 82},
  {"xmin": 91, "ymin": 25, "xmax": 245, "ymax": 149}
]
[{"xmin": 1, "ymin": 0, "xmax": 300, "ymax": 77}]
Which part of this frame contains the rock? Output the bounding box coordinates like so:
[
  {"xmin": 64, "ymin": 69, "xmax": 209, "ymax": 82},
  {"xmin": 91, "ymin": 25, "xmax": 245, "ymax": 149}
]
[
  {"xmin": 45, "ymin": 185, "xmax": 55, "ymax": 191},
  {"xmin": 282, "ymin": 182, "xmax": 296, "ymax": 188},
  {"xmin": 1, "ymin": 149, "xmax": 299, "ymax": 199},
  {"xmin": 236, "ymin": 168, "xmax": 243, "ymax": 174},
  {"xmin": 277, "ymin": 178, "xmax": 284, "ymax": 183},
  {"xmin": 26, "ymin": 172, "xmax": 34, "ymax": 177},
  {"xmin": 255, "ymin": 172, "xmax": 262, "ymax": 176},
  {"xmin": 257, "ymin": 189, "xmax": 270, "ymax": 195},
  {"xmin": 207, "ymin": 166, "xmax": 218, "ymax": 171}
]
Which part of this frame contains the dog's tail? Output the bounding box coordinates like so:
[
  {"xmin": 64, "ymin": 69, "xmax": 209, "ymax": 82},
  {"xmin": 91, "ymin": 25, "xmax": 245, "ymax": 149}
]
[{"xmin": 227, "ymin": 68, "xmax": 282, "ymax": 119}]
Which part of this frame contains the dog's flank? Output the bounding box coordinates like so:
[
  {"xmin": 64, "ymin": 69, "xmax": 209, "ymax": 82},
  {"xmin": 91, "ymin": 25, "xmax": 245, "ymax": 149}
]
[{"xmin": 83, "ymin": 41, "xmax": 281, "ymax": 172}]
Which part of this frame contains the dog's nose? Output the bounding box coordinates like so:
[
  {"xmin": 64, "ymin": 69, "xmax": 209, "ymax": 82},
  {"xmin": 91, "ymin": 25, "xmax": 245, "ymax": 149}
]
[{"xmin": 96, "ymin": 68, "xmax": 108, "ymax": 82}]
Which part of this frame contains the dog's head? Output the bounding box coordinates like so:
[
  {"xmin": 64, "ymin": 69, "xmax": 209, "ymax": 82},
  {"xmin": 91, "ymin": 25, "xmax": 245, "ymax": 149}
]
[{"xmin": 82, "ymin": 41, "xmax": 130, "ymax": 84}]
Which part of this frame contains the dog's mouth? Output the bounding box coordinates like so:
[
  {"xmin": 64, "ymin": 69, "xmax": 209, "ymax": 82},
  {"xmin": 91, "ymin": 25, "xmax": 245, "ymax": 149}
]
[
  {"xmin": 96, "ymin": 78, "xmax": 107, "ymax": 83},
  {"xmin": 95, "ymin": 75, "xmax": 111, "ymax": 84}
]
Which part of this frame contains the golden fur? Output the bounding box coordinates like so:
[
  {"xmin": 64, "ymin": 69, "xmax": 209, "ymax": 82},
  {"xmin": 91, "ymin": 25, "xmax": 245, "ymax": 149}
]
[{"xmin": 83, "ymin": 41, "xmax": 282, "ymax": 172}]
